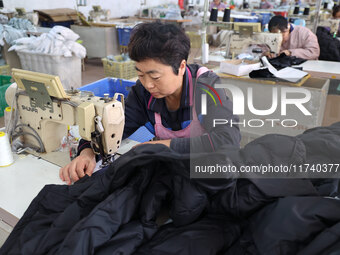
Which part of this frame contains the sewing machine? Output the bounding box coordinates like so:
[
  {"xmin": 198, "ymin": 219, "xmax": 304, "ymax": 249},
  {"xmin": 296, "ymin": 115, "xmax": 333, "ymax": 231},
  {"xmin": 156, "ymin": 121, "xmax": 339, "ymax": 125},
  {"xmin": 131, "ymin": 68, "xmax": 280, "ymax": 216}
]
[
  {"xmin": 228, "ymin": 30, "xmax": 283, "ymax": 57},
  {"xmin": 318, "ymin": 19, "xmax": 340, "ymax": 35},
  {"xmin": 89, "ymin": 5, "xmax": 111, "ymax": 22},
  {"xmin": 5, "ymin": 69, "xmax": 125, "ymax": 167}
]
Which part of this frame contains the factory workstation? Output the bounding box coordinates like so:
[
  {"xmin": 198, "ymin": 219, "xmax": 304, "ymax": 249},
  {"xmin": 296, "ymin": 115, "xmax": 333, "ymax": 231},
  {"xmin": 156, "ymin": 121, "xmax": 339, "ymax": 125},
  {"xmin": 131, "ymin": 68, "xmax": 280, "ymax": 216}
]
[{"xmin": 1, "ymin": 0, "xmax": 340, "ymax": 253}]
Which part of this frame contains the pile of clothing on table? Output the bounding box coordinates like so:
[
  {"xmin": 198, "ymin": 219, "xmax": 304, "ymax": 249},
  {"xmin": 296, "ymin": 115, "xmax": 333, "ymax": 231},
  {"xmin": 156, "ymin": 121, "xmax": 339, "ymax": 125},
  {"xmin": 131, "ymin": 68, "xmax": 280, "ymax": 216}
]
[{"xmin": 1, "ymin": 122, "xmax": 340, "ymax": 255}]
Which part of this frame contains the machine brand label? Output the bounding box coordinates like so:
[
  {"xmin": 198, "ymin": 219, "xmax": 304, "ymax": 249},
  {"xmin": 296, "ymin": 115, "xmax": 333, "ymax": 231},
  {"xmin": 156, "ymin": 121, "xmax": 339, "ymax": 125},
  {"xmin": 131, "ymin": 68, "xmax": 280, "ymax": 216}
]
[{"xmin": 21, "ymin": 105, "xmax": 38, "ymax": 113}]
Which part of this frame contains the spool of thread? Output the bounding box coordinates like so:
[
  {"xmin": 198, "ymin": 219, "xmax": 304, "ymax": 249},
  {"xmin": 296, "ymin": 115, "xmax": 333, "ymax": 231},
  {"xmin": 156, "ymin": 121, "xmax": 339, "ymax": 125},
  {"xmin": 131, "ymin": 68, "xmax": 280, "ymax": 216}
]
[
  {"xmin": 303, "ymin": 7, "xmax": 310, "ymax": 15},
  {"xmin": 293, "ymin": 6, "xmax": 300, "ymax": 14},
  {"xmin": 323, "ymin": 2, "xmax": 328, "ymax": 9},
  {"xmin": 223, "ymin": 8, "xmax": 231, "ymax": 22},
  {"xmin": 0, "ymin": 132, "xmax": 14, "ymax": 167},
  {"xmin": 209, "ymin": 8, "xmax": 218, "ymax": 21},
  {"xmin": 202, "ymin": 43, "xmax": 209, "ymax": 64}
]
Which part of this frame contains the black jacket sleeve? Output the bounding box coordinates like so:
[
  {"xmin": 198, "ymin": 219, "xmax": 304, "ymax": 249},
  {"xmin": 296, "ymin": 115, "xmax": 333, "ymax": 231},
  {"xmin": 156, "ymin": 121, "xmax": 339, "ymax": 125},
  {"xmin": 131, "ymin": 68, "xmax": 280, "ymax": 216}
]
[
  {"xmin": 122, "ymin": 83, "xmax": 150, "ymax": 139},
  {"xmin": 170, "ymin": 72, "xmax": 241, "ymax": 153}
]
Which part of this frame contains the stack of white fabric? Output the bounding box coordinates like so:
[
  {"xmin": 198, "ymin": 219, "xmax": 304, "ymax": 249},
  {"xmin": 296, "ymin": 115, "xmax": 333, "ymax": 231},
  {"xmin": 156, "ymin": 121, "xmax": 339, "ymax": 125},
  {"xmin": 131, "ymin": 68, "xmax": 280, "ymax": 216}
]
[
  {"xmin": 0, "ymin": 24, "xmax": 26, "ymax": 46},
  {"xmin": 9, "ymin": 26, "xmax": 86, "ymax": 59}
]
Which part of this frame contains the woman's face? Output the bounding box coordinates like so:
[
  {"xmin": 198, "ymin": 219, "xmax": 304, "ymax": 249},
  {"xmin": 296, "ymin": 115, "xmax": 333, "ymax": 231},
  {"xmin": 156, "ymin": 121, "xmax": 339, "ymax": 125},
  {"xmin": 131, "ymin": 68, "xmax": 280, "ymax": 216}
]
[
  {"xmin": 135, "ymin": 59, "xmax": 186, "ymax": 99},
  {"xmin": 334, "ymin": 11, "xmax": 340, "ymax": 19},
  {"xmin": 271, "ymin": 24, "xmax": 290, "ymax": 43},
  {"xmin": 213, "ymin": 0, "xmax": 221, "ymax": 5}
]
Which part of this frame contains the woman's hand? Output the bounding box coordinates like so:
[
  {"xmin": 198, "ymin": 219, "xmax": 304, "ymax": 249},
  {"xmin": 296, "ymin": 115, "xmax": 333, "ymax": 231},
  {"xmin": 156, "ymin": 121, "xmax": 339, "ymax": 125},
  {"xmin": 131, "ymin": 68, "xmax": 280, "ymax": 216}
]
[
  {"xmin": 280, "ymin": 50, "xmax": 291, "ymax": 56},
  {"xmin": 59, "ymin": 148, "xmax": 96, "ymax": 185},
  {"xmin": 262, "ymin": 51, "xmax": 277, "ymax": 59}
]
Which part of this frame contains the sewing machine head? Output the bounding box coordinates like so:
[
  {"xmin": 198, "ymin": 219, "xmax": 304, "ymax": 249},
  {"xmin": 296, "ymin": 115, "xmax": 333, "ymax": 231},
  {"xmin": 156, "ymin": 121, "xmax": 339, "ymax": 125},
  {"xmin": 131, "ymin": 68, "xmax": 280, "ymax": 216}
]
[
  {"xmin": 89, "ymin": 5, "xmax": 111, "ymax": 22},
  {"xmin": 6, "ymin": 69, "xmax": 125, "ymax": 163},
  {"xmin": 229, "ymin": 31, "xmax": 283, "ymax": 56}
]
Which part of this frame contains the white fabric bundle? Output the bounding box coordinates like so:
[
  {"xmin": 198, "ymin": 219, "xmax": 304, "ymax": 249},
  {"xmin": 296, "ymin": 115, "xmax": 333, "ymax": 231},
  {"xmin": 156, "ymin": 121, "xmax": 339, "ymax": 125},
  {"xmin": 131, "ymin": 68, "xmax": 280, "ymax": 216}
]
[
  {"xmin": 0, "ymin": 24, "xmax": 27, "ymax": 46},
  {"xmin": 9, "ymin": 26, "xmax": 86, "ymax": 59}
]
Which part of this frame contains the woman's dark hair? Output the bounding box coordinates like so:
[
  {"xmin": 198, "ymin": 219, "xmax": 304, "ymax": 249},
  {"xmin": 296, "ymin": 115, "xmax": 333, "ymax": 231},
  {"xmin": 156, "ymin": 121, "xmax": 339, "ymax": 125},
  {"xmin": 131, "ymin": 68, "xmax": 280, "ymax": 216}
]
[
  {"xmin": 268, "ymin": 15, "xmax": 288, "ymax": 32},
  {"xmin": 128, "ymin": 21, "xmax": 190, "ymax": 75},
  {"xmin": 333, "ymin": 5, "xmax": 340, "ymax": 18}
]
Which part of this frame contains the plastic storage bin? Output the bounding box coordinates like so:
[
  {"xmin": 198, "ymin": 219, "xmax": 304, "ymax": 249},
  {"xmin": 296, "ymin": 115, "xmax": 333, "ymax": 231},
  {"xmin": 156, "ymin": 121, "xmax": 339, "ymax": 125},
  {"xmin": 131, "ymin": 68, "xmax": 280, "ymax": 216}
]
[
  {"xmin": 40, "ymin": 20, "xmax": 75, "ymax": 28},
  {"xmin": 185, "ymin": 31, "xmax": 208, "ymax": 48},
  {"xmin": 79, "ymin": 77, "xmax": 154, "ymax": 143},
  {"xmin": 79, "ymin": 77, "xmax": 135, "ymax": 98},
  {"xmin": 0, "ymin": 65, "xmax": 11, "ymax": 76},
  {"xmin": 16, "ymin": 50, "xmax": 82, "ymax": 90},
  {"xmin": 102, "ymin": 56, "xmax": 137, "ymax": 80},
  {"xmin": 0, "ymin": 75, "xmax": 12, "ymax": 117},
  {"xmin": 117, "ymin": 26, "xmax": 133, "ymax": 47}
]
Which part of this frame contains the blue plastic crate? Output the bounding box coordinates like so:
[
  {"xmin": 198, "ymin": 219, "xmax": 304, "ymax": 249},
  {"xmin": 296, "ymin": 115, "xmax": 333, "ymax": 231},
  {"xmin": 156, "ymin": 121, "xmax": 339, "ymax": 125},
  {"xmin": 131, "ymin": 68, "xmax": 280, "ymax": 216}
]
[
  {"xmin": 79, "ymin": 77, "xmax": 155, "ymax": 143},
  {"xmin": 117, "ymin": 27, "xmax": 133, "ymax": 47},
  {"xmin": 40, "ymin": 20, "xmax": 75, "ymax": 28},
  {"xmin": 79, "ymin": 77, "xmax": 135, "ymax": 98}
]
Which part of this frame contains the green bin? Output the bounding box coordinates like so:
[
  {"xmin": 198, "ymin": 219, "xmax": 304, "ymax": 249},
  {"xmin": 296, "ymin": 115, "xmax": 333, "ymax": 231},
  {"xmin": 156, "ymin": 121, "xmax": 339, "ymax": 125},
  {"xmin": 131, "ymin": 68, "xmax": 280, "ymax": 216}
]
[{"xmin": 0, "ymin": 75, "xmax": 13, "ymax": 117}]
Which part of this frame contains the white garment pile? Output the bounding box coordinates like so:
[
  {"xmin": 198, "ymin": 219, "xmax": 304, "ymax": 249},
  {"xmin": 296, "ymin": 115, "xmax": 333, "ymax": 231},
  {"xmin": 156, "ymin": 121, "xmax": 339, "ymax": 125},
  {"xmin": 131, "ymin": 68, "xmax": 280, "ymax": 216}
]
[
  {"xmin": 9, "ymin": 26, "xmax": 86, "ymax": 59},
  {"xmin": 0, "ymin": 24, "xmax": 27, "ymax": 46},
  {"xmin": 8, "ymin": 17, "xmax": 36, "ymax": 31}
]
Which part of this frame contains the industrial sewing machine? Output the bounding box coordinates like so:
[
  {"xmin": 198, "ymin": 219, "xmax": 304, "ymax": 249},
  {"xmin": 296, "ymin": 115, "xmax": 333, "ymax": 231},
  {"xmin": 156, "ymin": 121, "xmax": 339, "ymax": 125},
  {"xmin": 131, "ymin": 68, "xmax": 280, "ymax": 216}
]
[
  {"xmin": 5, "ymin": 69, "xmax": 125, "ymax": 167},
  {"xmin": 89, "ymin": 5, "xmax": 111, "ymax": 22},
  {"xmin": 227, "ymin": 24, "xmax": 283, "ymax": 57}
]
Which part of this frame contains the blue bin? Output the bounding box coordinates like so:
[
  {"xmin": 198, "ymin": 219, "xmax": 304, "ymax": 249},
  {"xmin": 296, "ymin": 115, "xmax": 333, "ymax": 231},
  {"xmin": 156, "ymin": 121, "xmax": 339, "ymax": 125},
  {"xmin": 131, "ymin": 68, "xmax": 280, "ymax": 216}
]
[
  {"xmin": 79, "ymin": 77, "xmax": 155, "ymax": 143},
  {"xmin": 260, "ymin": 12, "xmax": 271, "ymax": 26},
  {"xmin": 79, "ymin": 77, "xmax": 135, "ymax": 98},
  {"xmin": 233, "ymin": 17, "xmax": 260, "ymax": 23},
  {"xmin": 40, "ymin": 20, "xmax": 75, "ymax": 28},
  {"xmin": 117, "ymin": 27, "xmax": 133, "ymax": 47}
]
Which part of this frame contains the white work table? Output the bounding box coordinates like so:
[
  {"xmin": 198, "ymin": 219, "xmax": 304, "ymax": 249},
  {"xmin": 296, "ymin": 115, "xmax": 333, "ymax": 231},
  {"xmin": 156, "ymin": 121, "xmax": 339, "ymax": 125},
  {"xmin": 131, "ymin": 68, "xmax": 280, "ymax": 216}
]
[
  {"xmin": 296, "ymin": 60, "xmax": 340, "ymax": 79},
  {"xmin": 0, "ymin": 154, "xmax": 63, "ymax": 221}
]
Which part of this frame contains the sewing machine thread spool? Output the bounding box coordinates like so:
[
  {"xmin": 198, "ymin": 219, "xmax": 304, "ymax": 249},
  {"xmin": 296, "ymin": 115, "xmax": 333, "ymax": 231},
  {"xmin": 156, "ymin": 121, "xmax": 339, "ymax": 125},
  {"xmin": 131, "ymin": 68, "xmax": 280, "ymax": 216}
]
[
  {"xmin": 223, "ymin": 8, "xmax": 231, "ymax": 22},
  {"xmin": 209, "ymin": 8, "xmax": 218, "ymax": 21},
  {"xmin": 303, "ymin": 7, "xmax": 310, "ymax": 15},
  {"xmin": 293, "ymin": 6, "xmax": 300, "ymax": 14},
  {"xmin": 0, "ymin": 132, "xmax": 14, "ymax": 167}
]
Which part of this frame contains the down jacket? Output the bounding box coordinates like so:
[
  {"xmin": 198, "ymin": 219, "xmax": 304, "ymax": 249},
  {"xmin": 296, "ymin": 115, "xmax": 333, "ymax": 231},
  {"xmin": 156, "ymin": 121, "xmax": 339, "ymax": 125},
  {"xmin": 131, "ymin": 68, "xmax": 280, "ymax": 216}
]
[{"xmin": 1, "ymin": 123, "xmax": 340, "ymax": 255}]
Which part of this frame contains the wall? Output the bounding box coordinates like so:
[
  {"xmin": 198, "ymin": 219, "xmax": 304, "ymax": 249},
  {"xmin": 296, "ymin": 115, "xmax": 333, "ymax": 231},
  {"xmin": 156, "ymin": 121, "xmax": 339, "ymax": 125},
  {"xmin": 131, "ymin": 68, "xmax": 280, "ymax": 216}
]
[{"xmin": 3, "ymin": 0, "xmax": 178, "ymax": 18}]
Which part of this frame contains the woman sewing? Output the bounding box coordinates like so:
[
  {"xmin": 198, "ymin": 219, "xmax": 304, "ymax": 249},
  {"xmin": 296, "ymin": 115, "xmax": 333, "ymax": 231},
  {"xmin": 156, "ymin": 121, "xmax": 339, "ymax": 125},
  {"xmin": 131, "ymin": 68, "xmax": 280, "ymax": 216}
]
[{"xmin": 59, "ymin": 22, "xmax": 240, "ymax": 184}]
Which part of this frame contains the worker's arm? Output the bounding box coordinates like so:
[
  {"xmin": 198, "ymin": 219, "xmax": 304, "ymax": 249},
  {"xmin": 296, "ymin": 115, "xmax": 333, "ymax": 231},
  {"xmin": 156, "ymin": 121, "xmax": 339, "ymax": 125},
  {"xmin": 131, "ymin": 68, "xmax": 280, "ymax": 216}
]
[
  {"xmin": 287, "ymin": 29, "xmax": 320, "ymax": 60},
  {"xmin": 62, "ymin": 82, "xmax": 148, "ymax": 184}
]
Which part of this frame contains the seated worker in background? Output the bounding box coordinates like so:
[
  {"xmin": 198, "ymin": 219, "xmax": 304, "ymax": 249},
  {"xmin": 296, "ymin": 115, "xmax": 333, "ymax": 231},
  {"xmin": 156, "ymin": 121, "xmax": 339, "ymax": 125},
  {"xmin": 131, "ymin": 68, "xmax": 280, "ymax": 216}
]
[
  {"xmin": 265, "ymin": 15, "xmax": 320, "ymax": 60},
  {"xmin": 333, "ymin": 5, "xmax": 340, "ymax": 35},
  {"xmin": 260, "ymin": 0, "xmax": 274, "ymax": 9},
  {"xmin": 209, "ymin": 0, "xmax": 227, "ymax": 11},
  {"xmin": 333, "ymin": 5, "xmax": 340, "ymax": 19},
  {"xmin": 59, "ymin": 21, "xmax": 241, "ymax": 184},
  {"xmin": 279, "ymin": 0, "xmax": 290, "ymax": 6}
]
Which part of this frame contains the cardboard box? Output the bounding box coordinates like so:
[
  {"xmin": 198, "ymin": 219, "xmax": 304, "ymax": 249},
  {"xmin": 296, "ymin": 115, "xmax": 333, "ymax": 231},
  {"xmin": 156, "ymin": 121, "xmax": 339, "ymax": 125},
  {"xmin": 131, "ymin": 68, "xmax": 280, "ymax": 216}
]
[
  {"xmin": 220, "ymin": 59, "xmax": 261, "ymax": 77},
  {"xmin": 34, "ymin": 8, "xmax": 78, "ymax": 22},
  {"xmin": 322, "ymin": 95, "xmax": 340, "ymax": 126}
]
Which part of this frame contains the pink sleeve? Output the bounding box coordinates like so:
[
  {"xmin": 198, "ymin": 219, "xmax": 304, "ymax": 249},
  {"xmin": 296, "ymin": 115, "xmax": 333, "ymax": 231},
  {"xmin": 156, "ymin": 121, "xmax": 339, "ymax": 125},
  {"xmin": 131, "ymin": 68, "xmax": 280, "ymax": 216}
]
[{"xmin": 289, "ymin": 29, "xmax": 320, "ymax": 60}]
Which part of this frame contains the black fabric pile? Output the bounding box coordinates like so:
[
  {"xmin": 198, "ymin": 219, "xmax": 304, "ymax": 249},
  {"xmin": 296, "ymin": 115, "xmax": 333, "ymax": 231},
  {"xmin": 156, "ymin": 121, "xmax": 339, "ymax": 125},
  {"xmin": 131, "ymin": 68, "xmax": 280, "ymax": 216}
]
[
  {"xmin": 249, "ymin": 53, "xmax": 307, "ymax": 80},
  {"xmin": 1, "ymin": 123, "xmax": 340, "ymax": 255},
  {"xmin": 316, "ymin": 26, "xmax": 340, "ymax": 62}
]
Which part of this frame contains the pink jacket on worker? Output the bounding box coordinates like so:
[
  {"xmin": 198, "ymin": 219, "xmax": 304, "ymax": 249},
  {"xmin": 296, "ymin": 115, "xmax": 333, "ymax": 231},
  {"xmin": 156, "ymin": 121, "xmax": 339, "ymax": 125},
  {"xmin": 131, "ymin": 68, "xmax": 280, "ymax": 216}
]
[{"xmin": 281, "ymin": 25, "xmax": 320, "ymax": 60}]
